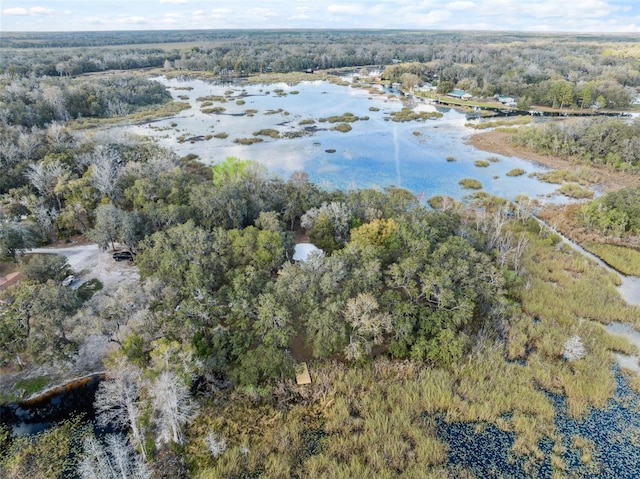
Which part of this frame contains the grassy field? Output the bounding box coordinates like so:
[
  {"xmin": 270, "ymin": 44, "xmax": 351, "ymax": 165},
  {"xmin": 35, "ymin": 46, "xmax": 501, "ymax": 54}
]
[
  {"xmin": 582, "ymin": 243, "xmax": 640, "ymax": 276},
  {"xmin": 69, "ymin": 101, "xmax": 190, "ymax": 129}
]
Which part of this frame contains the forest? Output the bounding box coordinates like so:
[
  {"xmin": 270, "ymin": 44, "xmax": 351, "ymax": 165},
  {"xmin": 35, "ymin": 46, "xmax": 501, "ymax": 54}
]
[
  {"xmin": 1, "ymin": 30, "xmax": 639, "ymax": 110},
  {"xmin": 1, "ymin": 29, "xmax": 640, "ymax": 478}
]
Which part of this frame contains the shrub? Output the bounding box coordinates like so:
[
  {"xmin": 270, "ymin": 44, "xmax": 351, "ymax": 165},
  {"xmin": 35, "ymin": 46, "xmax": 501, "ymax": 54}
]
[
  {"xmin": 201, "ymin": 106, "xmax": 226, "ymax": 114},
  {"xmin": 233, "ymin": 137, "xmax": 264, "ymax": 145},
  {"xmin": 332, "ymin": 123, "xmax": 352, "ymax": 133},
  {"xmin": 556, "ymin": 183, "xmax": 594, "ymax": 199},
  {"xmin": 253, "ymin": 129, "xmax": 280, "ymax": 139},
  {"xmin": 459, "ymin": 178, "xmax": 483, "ymax": 189}
]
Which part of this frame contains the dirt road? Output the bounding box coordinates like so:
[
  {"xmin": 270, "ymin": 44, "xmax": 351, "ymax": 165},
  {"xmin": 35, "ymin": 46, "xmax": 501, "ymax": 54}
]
[{"xmin": 29, "ymin": 244, "xmax": 139, "ymax": 290}]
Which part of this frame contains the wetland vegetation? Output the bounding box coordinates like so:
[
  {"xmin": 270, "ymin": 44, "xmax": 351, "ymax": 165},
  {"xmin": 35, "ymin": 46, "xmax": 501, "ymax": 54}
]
[{"xmin": 1, "ymin": 28, "xmax": 640, "ymax": 479}]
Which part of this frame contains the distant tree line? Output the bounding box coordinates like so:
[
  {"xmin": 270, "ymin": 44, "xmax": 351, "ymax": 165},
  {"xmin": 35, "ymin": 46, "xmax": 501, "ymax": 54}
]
[
  {"xmin": 0, "ymin": 75, "xmax": 171, "ymax": 128},
  {"xmin": 512, "ymin": 118, "xmax": 640, "ymax": 171},
  {"xmin": 1, "ymin": 31, "xmax": 638, "ymax": 109}
]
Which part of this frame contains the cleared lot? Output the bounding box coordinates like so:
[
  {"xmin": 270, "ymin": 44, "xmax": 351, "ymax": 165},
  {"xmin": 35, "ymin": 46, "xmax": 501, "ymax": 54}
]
[{"xmin": 28, "ymin": 244, "xmax": 139, "ymax": 290}]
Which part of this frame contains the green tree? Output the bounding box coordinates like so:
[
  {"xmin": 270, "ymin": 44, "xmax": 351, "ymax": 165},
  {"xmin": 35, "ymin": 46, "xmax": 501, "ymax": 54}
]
[
  {"xmin": 19, "ymin": 253, "xmax": 70, "ymax": 284},
  {"xmin": 0, "ymin": 221, "xmax": 38, "ymax": 263},
  {"xmin": 3, "ymin": 280, "xmax": 80, "ymax": 364},
  {"xmin": 88, "ymin": 203, "xmax": 123, "ymax": 251}
]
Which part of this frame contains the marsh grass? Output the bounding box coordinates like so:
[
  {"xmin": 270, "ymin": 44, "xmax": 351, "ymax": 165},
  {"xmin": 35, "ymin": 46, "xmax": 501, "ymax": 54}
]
[
  {"xmin": 234, "ymin": 137, "xmax": 264, "ymax": 145},
  {"xmin": 506, "ymin": 168, "xmax": 526, "ymax": 176},
  {"xmin": 283, "ymin": 130, "xmax": 311, "ymax": 139},
  {"xmin": 187, "ymin": 214, "xmax": 640, "ymax": 478},
  {"xmin": 253, "ymin": 128, "xmax": 280, "ymax": 139},
  {"xmin": 247, "ymin": 72, "xmax": 328, "ymax": 83},
  {"xmin": 213, "ymin": 132, "xmax": 228, "ymax": 139},
  {"xmin": 332, "ymin": 123, "xmax": 352, "ymax": 133},
  {"xmin": 389, "ymin": 108, "xmax": 442, "ymax": 122},
  {"xmin": 196, "ymin": 95, "xmax": 227, "ymax": 103},
  {"xmin": 465, "ymin": 116, "xmax": 532, "ymax": 129},
  {"xmin": 69, "ymin": 101, "xmax": 190, "ymax": 129},
  {"xmin": 446, "ymin": 156, "xmax": 456, "ymax": 162},
  {"xmin": 582, "ymin": 243, "xmax": 640, "ymax": 276},
  {"xmin": 529, "ymin": 169, "xmax": 591, "ymax": 186},
  {"xmin": 201, "ymin": 106, "xmax": 226, "ymax": 114},
  {"xmin": 1, "ymin": 376, "xmax": 50, "ymax": 402},
  {"xmin": 319, "ymin": 113, "xmax": 364, "ymax": 123},
  {"xmin": 459, "ymin": 178, "xmax": 483, "ymax": 189},
  {"xmin": 556, "ymin": 183, "xmax": 594, "ymax": 199},
  {"xmin": 474, "ymin": 160, "xmax": 490, "ymax": 167}
]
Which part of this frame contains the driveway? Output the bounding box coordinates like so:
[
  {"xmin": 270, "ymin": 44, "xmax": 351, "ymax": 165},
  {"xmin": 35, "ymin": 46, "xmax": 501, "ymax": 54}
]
[{"xmin": 28, "ymin": 244, "xmax": 139, "ymax": 290}]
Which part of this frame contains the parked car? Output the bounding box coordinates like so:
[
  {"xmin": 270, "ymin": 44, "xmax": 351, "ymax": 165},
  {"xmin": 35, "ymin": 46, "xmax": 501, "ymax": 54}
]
[
  {"xmin": 61, "ymin": 275, "xmax": 76, "ymax": 286},
  {"xmin": 112, "ymin": 251, "xmax": 135, "ymax": 262}
]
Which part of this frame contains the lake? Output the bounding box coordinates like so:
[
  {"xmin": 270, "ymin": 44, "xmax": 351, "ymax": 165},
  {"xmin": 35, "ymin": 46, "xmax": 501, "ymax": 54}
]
[{"xmin": 123, "ymin": 76, "xmax": 565, "ymax": 202}]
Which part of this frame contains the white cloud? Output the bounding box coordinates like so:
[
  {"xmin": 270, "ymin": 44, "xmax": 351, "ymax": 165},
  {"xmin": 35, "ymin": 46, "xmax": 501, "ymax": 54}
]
[
  {"xmin": 327, "ymin": 4, "xmax": 366, "ymax": 15},
  {"xmin": 209, "ymin": 8, "xmax": 232, "ymax": 19},
  {"xmin": 2, "ymin": 6, "xmax": 54, "ymax": 16},
  {"xmin": 29, "ymin": 7, "xmax": 55, "ymax": 15},
  {"xmin": 1, "ymin": 0, "xmax": 638, "ymax": 32},
  {"xmin": 412, "ymin": 9, "xmax": 452, "ymax": 26},
  {"xmin": 446, "ymin": 1, "xmax": 476, "ymax": 10},
  {"xmin": 3, "ymin": 7, "xmax": 28, "ymax": 15},
  {"xmin": 117, "ymin": 15, "xmax": 147, "ymax": 24},
  {"xmin": 247, "ymin": 8, "xmax": 278, "ymax": 17}
]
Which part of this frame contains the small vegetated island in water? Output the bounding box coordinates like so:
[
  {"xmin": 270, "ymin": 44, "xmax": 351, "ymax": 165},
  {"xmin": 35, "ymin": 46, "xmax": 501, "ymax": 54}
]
[{"xmin": 1, "ymin": 29, "xmax": 640, "ymax": 479}]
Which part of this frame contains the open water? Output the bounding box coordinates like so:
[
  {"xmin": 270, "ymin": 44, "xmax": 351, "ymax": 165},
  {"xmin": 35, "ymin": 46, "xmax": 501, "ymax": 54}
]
[{"xmin": 123, "ymin": 76, "xmax": 564, "ymax": 202}]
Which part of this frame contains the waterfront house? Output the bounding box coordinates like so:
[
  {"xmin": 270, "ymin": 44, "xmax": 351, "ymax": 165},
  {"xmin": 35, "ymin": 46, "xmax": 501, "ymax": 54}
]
[{"xmin": 447, "ymin": 89, "xmax": 472, "ymax": 100}]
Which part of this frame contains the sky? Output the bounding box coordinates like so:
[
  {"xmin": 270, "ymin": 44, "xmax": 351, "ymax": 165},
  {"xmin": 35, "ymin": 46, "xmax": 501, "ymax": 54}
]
[{"xmin": 1, "ymin": 0, "xmax": 639, "ymax": 33}]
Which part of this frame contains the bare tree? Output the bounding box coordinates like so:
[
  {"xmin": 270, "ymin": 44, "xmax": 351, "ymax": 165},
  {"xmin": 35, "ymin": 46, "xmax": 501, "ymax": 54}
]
[
  {"xmin": 343, "ymin": 293, "xmax": 392, "ymax": 361},
  {"xmin": 46, "ymin": 122, "xmax": 72, "ymax": 149},
  {"xmin": 150, "ymin": 370, "xmax": 197, "ymax": 447},
  {"xmin": 30, "ymin": 200, "xmax": 59, "ymax": 238},
  {"xmin": 88, "ymin": 146, "xmax": 122, "ymax": 200},
  {"xmin": 25, "ymin": 158, "xmax": 68, "ymax": 210},
  {"xmin": 78, "ymin": 434, "xmax": 151, "ymax": 479},
  {"xmin": 17, "ymin": 130, "xmax": 41, "ymax": 162},
  {"xmin": 41, "ymin": 85, "xmax": 69, "ymax": 121},
  {"xmin": 94, "ymin": 358, "xmax": 148, "ymax": 460}
]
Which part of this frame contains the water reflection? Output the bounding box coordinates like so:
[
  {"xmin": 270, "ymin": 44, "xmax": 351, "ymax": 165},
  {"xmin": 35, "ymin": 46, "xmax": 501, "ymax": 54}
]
[{"xmin": 122, "ymin": 77, "xmax": 566, "ymax": 202}]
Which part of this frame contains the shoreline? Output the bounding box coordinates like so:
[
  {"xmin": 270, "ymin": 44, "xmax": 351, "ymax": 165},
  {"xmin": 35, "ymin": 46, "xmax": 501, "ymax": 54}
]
[{"xmin": 466, "ymin": 130, "xmax": 640, "ymax": 194}]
